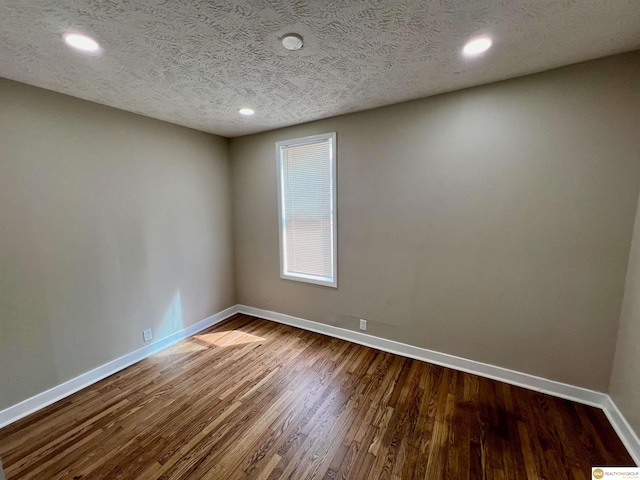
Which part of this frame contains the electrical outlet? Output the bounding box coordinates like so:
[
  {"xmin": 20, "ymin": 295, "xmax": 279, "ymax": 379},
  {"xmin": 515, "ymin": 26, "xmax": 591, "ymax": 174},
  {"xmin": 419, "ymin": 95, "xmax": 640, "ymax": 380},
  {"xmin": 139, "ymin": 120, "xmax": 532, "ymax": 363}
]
[
  {"xmin": 143, "ymin": 329, "xmax": 152, "ymax": 342},
  {"xmin": 359, "ymin": 319, "xmax": 367, "ymax": 331}
]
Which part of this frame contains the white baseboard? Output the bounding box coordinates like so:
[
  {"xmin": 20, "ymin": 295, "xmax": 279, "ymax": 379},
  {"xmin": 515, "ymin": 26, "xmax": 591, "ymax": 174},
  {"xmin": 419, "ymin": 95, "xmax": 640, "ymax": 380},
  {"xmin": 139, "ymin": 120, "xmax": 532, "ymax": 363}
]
[
  {"xmin": 237, "ymin": 304, "xmax": 640, "ymax": 464},
  {"xmin": 237, "ymin": 305, "xmax": 606, "ymax": 406},
  {"xmin": 0, "ymin": 305, "xmax": 239, "ymax": 429},
  {"xmin": 2, "ymin": 303, "xmax": 638, "ymax": 465},
  {"xmin": 603, "ymin": 396, "xmax": 640, "ymax": 465}
]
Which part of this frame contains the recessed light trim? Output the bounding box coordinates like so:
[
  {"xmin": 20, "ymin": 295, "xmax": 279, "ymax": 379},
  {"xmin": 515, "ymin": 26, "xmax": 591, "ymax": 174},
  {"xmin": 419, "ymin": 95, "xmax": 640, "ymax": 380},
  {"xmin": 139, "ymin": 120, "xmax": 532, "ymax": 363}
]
[
  {"xmin": 281, "ymin": 33, "xmax": 303, "ymax": 51},
  {"xmin": 64, "ymin": 33, "xmax": 100, "ymax": 53},
  {"xmin": 239, "ymin": 108, "xmax": 255, "ymax": 116},
  {"xmin": 463, "ymin": 36, "xmax": 493, "ymax": 57}
]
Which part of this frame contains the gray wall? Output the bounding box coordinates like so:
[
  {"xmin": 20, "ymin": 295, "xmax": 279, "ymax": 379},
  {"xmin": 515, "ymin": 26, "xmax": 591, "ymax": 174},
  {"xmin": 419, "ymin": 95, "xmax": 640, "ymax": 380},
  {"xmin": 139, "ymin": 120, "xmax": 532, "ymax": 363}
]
[
  {"xmin": 230, "ymin": 52, "xmax": 640, "ymax": 392},
  {"xmin": 0, "ymin": 78, "xmax": 236, "ymax": 410},
  {"xmin": 610, "ymin": 190, "xmax": 640, "ymax": 434}
]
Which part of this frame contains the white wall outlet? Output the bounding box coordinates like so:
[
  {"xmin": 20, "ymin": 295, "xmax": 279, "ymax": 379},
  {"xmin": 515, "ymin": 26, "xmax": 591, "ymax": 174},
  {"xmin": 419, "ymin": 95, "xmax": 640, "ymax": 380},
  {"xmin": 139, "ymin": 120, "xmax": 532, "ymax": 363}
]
[
  {"xmin": 143, "ymin": 329, "xmax": 152, "ymax": 342},
  {"xmin": 359, "ymin": 319, "xmax": 367, "ymax": 331}
]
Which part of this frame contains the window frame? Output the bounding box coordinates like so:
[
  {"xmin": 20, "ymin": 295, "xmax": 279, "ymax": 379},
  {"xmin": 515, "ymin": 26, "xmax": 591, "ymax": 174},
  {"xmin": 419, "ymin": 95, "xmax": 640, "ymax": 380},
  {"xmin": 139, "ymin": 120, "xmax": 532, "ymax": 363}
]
[{"xmin": 276, "ymin": 132, "xmax": 338, "ymax": 288}]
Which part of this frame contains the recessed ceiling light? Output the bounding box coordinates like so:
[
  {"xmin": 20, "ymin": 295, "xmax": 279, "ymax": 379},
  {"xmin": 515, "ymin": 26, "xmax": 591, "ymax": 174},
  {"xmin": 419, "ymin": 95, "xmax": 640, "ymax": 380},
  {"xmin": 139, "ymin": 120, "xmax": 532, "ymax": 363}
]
[
  {"xmin": 64, "ymin": 33, "xmax": 100, "ymax": 53},
  {"xmin": 463, "ymin": 37, "xmax": 493, "ymax": 57},
  {"xmin": 281, "ymin": 34, "xmax": 303, "ymax": 51},
  {"xmin": 239, "ymin": 108, "xmax": 255, "ymax": 116}
]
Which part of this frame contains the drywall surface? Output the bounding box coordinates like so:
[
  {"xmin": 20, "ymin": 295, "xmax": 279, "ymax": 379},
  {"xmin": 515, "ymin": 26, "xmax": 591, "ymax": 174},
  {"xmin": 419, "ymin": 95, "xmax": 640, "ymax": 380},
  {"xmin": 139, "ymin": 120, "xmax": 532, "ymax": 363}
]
[
  {"xmin": 231, "ymin": 52, "xmax": 640, "ymax": 392},
  {"xmin": 0, "ymin": 78, "xmax": 235, "ymax": 410},
  {"xmin": 610, "ymin": 188, "xmax": 640, "ymax": 435}
]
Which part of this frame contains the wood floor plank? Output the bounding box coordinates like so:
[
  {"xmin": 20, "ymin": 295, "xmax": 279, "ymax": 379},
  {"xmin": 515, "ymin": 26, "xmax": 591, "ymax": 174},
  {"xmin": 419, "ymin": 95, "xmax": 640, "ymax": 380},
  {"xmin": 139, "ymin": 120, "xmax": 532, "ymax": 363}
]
[{"xmin": 0, "ymin": 314, "xmax": 635, "ymax": 479}]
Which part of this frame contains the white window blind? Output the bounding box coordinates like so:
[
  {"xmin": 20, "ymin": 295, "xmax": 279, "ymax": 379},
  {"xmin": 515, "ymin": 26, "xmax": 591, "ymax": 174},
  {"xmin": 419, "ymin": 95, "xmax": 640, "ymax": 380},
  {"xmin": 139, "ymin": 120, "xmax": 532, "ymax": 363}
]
[{"xmin": 276, "ymin": 133, "xmax": 337, "ymax": 287}]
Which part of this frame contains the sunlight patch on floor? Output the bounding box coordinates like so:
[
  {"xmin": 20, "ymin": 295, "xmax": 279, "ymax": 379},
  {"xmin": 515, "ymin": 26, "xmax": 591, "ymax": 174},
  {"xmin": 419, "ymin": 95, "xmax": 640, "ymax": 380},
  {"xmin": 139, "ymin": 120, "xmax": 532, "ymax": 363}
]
[
  {"xmin": 155, "ymin": 341, "xmax": 209, "ymax": 358},
  {"xmin": 195, "ymin": 330, "xmax": 265, "ymax": 347}
]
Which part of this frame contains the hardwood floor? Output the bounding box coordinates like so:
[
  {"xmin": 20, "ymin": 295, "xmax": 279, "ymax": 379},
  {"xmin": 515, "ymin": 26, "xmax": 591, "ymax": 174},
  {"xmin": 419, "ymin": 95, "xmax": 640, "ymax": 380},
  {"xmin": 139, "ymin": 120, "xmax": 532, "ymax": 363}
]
[{"xmin": 0, "ymin": 314, "xmax": 634, "ymax": 479}]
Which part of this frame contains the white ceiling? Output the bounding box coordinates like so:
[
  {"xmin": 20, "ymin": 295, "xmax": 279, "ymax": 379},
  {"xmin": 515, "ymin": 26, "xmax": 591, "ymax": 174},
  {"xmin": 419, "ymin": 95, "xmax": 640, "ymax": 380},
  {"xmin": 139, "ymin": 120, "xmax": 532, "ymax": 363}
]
[{"xmin": 1, "ymin": 0, "xmax": 639, "ymax": 138}]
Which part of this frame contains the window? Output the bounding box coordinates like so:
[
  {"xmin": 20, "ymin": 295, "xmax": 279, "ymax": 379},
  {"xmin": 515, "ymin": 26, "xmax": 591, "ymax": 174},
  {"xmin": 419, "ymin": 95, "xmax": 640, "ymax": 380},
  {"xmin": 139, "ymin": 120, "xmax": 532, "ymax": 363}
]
[{"xmin": 276, "ymin": 132, "xmax": 337, "ymax": 287}]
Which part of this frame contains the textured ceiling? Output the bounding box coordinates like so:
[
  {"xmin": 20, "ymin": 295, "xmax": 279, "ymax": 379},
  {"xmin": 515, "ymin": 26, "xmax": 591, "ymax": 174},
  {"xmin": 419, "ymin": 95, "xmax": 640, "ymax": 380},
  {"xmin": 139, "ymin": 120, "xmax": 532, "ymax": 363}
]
[{"xmin": 1, "ymin": 1, "xmax": 639, "ymax": 137}]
